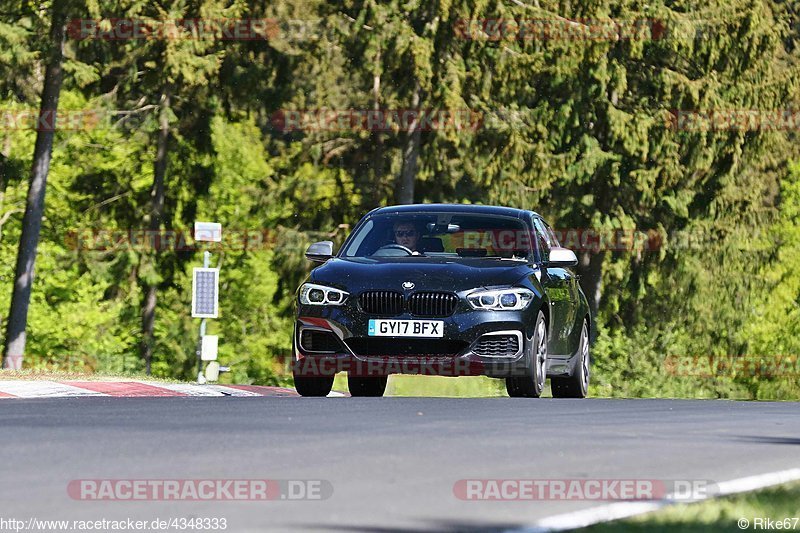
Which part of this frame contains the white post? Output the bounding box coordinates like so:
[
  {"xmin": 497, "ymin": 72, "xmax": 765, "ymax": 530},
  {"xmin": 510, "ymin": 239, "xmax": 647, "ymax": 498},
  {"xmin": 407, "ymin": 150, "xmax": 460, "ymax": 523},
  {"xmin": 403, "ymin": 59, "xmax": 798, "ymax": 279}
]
[
  {"xmin": 193, "ymin": 221, "xmax": 220, "ymax": 384},
  {"xmin": 196, "ymin": 250, "xmax": 210, "ymax": 382}
]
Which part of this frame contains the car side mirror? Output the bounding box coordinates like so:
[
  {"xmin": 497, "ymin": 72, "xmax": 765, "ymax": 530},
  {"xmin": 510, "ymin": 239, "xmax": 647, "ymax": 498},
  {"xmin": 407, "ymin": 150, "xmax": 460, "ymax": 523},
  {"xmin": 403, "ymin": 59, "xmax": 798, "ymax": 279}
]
[
  {"xmin": 546, "ymin": 247, "xmax": 578, "ymax": 267},
  {"xmin": 305, "ymin": 241, "xmax": 334, "ymax": 263}
]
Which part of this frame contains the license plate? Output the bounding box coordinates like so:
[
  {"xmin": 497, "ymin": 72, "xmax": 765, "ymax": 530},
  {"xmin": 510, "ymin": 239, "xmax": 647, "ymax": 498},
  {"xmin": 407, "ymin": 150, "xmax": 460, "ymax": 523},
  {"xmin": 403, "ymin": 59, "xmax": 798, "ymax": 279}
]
[{"xmin": 368, "ymin": 319, "xmax": 444, "ymax": 338}]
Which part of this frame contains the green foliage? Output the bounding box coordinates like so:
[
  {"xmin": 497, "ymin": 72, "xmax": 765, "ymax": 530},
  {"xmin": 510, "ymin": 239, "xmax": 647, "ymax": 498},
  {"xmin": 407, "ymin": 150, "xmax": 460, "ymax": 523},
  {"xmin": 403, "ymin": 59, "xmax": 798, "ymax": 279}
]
[{"xmin": 583, "ymin": 481, "xmax": 800, "ymax": 532}]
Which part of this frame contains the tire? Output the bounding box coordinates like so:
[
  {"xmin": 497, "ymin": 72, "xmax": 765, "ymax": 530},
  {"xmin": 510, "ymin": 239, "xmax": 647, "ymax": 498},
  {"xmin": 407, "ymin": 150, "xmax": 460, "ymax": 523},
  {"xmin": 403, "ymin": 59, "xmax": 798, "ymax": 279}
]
[
  {"xmin": 348, "ymin": 375, "xmax": 388, "ymax": 397},
  {"xmin": 506, "ymin": 310, "xmax": 547, "ymax": 398},
  {"xmin": 291, "ymin": 332, "xmax": 334, "ymax": 397},
  {"xmin": 293, "ymin": 374, "xmax": 334, "ymax": 397},
  {"xmin": 551, "ymin": 320, "xmax": 590, "ymax": 398}
]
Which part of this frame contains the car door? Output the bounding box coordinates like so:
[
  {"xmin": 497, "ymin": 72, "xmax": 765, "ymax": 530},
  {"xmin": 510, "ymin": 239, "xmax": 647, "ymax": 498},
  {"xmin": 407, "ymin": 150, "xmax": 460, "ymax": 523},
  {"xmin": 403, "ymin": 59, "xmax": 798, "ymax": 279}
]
[
  {"xmin": 542, "ymin": 219, "xmax": 580, "ymax": 351},
  {"xmin": 532, "ymin": 216, "xmax": 572, "ymax": 357}
]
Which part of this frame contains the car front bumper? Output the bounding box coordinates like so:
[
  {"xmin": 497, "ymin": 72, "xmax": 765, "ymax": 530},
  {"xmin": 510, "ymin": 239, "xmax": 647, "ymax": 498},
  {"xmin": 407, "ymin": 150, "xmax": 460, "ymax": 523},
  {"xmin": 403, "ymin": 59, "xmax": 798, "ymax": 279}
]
[{"xmin": 293, "ymin": 304, "xmax": 537, "ymax": 378}]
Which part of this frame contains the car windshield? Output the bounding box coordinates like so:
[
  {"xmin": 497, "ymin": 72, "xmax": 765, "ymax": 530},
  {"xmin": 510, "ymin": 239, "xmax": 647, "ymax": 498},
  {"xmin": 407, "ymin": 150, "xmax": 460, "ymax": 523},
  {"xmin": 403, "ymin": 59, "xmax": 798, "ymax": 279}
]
[{"xmin": 341, "ymin": 212, "xmax": 532, "ymax": 259}]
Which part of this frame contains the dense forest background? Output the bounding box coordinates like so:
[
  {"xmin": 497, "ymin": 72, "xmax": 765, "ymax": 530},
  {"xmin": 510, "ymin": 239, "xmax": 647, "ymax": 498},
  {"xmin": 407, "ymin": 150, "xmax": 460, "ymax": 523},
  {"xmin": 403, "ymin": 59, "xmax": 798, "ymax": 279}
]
[{"xmin": 0, "ymin": 0, "xmax": 799, "ymax": 398}]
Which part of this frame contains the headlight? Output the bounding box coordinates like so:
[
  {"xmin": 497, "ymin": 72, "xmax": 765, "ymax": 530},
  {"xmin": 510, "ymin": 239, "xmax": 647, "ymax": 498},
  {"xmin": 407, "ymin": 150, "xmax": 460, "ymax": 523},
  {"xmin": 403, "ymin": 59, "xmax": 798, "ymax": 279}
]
[
  {"xmin": 299, "ymin": 283, "xmax": 349, "ymax": 306},
  {"xmin": 467, "ymin": 288, "xmax": 534, "ymax": 311}
]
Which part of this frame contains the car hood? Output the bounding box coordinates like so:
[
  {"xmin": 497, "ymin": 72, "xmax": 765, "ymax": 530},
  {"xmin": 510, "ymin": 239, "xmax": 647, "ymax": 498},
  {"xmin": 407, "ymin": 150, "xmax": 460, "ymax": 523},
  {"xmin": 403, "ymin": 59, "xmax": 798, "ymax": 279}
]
[{"xmin": 309, "ymin": 257, "xmax": 533, "ymax": 293}]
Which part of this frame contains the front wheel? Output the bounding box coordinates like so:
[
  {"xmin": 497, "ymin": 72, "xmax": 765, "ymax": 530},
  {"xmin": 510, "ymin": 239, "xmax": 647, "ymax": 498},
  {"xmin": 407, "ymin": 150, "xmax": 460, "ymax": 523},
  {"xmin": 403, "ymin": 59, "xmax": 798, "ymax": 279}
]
[
  {"xmin": 293, "ymin": 375, "xmax": 334, "ymax": 397},
  {"xmin": 551, "ymin": 320, "xmax": 590, "ymax": 398},
  {"xmin": 506, "ymin": 311, "xmax": 547, "ymax": 398},
  {"xmin": 348, "ymin": 375, "xmax": 388, "ymax": 397},
  {"xmin": 292, "ymin": 334, "xmax": 334, "ymax": 397},
  {"xmin": 292, "ymin": 354, "xmax": 334, "ymax": 397}
]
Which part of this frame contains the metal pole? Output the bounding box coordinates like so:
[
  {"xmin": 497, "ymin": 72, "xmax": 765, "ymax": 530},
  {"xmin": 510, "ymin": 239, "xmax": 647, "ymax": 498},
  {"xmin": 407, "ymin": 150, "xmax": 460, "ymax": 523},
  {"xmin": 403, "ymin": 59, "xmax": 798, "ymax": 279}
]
[{"xmin": 196, "ymin": 250, "xmax": 210, "ymax": 382}]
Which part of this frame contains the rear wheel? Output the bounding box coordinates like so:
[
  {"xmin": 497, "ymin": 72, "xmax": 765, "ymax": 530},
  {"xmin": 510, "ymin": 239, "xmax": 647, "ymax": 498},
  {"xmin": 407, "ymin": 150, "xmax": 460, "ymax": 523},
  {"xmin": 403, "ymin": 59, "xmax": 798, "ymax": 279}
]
[
  {"xmin": 506, "ymin": 311, "xmax": 547, "ymax": 398},
  {"xmin": 348, "ymin": 375, "xmax": 388, "ymax": 397},
  {"xmin": 551, "ymin": 320, "xmax": 589, "ymax": 398}
]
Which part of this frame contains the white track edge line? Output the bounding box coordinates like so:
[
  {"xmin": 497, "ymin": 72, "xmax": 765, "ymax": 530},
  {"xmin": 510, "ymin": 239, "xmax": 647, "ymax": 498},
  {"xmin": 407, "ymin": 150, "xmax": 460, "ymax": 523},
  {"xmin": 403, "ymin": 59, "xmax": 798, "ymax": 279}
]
[
  {"xmin": 0, "ymin": 381, "xmax": 108, "ymax": 398},
  {"xmin": 507, "ymin": 467, "xmax": 800, "ymax": 533}
]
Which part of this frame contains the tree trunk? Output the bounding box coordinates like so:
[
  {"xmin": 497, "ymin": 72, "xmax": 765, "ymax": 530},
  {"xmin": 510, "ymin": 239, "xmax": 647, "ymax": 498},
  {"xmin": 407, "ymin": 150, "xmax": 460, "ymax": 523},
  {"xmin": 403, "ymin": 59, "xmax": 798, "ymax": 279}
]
[
  {"xmin": 577, "ymin": 250, "xmax": 604, "ymax": 337},
  {"xmin": 139, "ymin": 88, "xmax": 171, "ymax": 375},
  {"xmin": 370, "ymin": 47, "xmax": 384, "ymax": 208},
  {"xmin": 395, "ymin": 81, "xmax": 421, "ymax": 205},
  {"xmin": 2, "ymin": 3, "xmax": 67, "ymax": 369}
]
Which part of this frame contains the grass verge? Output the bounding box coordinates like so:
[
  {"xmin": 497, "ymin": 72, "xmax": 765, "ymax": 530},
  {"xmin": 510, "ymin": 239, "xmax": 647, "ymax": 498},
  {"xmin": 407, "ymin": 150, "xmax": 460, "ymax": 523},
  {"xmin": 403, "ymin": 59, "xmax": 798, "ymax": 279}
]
[{"xmin": 580, "ymin": 481, "xmax": 800, "ymax": 532}]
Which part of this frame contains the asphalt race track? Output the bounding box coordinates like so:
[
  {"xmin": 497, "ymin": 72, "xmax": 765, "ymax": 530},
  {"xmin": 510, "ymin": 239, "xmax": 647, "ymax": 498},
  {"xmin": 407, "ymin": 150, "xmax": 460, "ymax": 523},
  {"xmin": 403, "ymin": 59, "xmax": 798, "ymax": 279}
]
[{"xmin": 1, "ymin": 397, "xmax": 799, "ymax": 532}]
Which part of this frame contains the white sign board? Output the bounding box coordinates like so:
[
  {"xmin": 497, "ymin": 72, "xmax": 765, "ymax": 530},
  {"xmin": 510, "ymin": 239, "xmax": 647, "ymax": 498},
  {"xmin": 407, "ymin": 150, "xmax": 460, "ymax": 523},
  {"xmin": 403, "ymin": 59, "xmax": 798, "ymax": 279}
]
[
  {"xmin": 201, "ymin": 335, "xmax": 219, "ymax": 361},
  {"xmin": 194, "ymin": 221, "xmax": 222, "ymax": 242},
  {"xmin": 192, "ymin": 268, "xmax": 219, "ymax": 318}
]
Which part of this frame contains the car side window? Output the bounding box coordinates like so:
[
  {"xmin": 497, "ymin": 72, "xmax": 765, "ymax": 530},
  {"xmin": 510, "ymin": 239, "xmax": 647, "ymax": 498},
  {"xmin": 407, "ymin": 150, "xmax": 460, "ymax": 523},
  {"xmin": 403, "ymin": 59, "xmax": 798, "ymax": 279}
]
[
  {"xmin": 532, "ymin": 217, "xmax": 552, "ymax": 262},
  {"xmin": 343, "ymin": 219, "xmax": 373, "ymax": 256},
  {"xmin": 543, "ymin": 221, "xmax": 561, "ymax": 248}
]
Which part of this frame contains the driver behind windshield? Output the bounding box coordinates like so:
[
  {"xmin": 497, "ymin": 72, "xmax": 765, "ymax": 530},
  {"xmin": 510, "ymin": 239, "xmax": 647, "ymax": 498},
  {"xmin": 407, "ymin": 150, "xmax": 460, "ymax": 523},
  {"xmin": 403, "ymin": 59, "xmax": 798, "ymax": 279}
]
[{"xmin": 393, "ymin": 221, "xmax": 420, "ymax": 252}]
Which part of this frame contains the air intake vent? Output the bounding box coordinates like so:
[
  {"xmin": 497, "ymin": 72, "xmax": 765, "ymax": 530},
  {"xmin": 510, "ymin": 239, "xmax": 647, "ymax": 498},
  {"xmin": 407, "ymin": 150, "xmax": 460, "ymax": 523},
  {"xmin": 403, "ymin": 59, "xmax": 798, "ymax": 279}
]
[
  {"xmin": 408, "ymin": 292, "xmax": 458, "ymax": 317},
  {"xmin": 299, "ymin": 329, "xmax": 343, "ymax": 353},
  {"xmin": 473, "ymin": 334, "xmax": 521, "ymax": 357},
  {"xmin": 359, "ymin": 291, "xmax": 404, "ymax": 315}
]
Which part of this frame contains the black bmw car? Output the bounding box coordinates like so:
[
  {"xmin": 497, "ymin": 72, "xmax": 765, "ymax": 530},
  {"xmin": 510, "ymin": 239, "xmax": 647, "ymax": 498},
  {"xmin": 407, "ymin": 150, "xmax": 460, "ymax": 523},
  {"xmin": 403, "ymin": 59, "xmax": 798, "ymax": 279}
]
[{"xmin": 293, "ymin": 204, "xmax": 591, "ymax": 398}]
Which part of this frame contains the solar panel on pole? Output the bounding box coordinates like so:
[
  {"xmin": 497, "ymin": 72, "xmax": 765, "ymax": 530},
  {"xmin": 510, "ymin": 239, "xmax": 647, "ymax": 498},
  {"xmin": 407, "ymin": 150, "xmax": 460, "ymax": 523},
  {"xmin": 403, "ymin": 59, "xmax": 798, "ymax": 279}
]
[{"xmin": 192, "ymin": 267, "xmax": 219, "ymax": 318}]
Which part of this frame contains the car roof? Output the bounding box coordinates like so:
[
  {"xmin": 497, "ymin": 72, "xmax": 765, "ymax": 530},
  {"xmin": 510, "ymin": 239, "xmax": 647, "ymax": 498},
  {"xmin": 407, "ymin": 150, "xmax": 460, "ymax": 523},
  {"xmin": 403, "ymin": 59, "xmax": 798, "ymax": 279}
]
[{"xmin": 371, "ymin": 203, "xmax": 541, "ymax": 219}]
